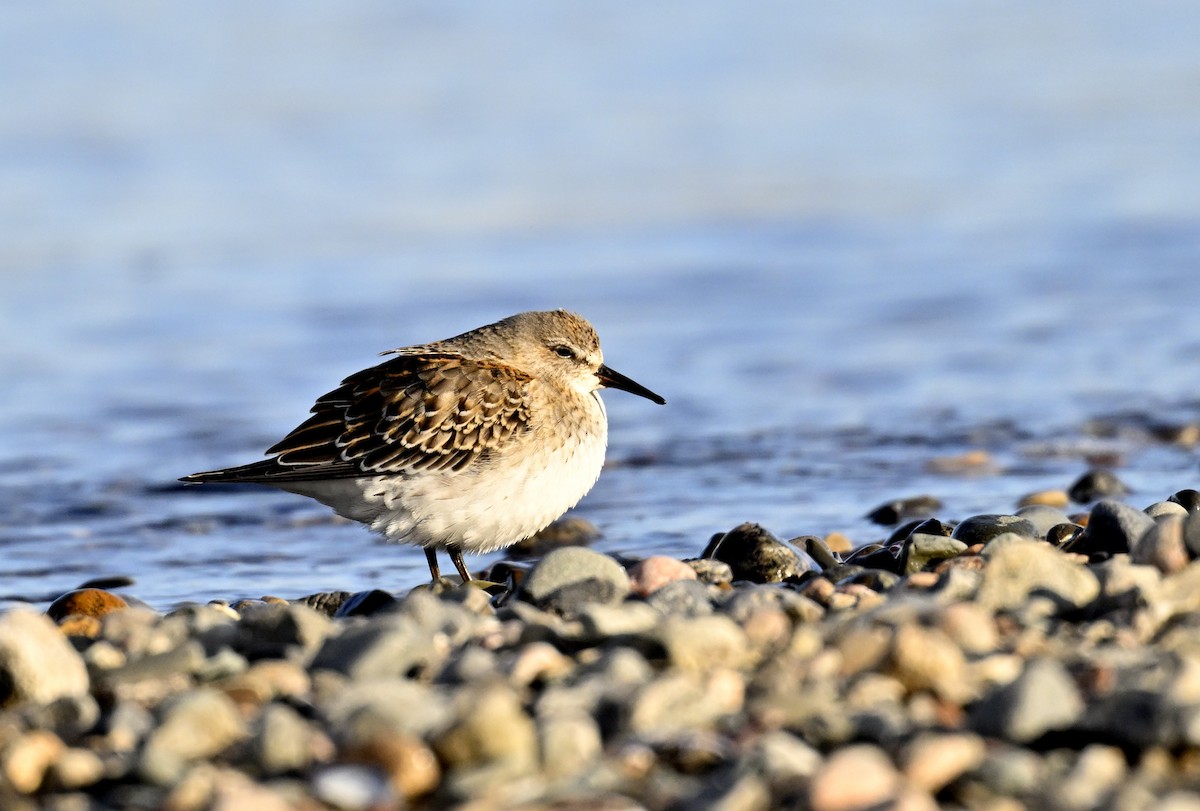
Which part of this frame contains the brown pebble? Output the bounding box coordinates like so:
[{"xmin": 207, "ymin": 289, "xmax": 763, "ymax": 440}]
[
  {"xmin": 924, "ymin": 449, "xmax": 993, "ymax": 474},
  {"xmin": 903, "ymin": 732, "xmax": 986, "ymax": 792},
  {"xmin": 904, "ymin": 572, "xmax": 940, "ymax": 590},
  {"xmin": 57, "ymin": 615, "xmax": 103, "ymax": 639},
  {"xmin": 46, "ymin": 588, "xmax": 128, "ymax": 623},
  {"xmin": 824, "ymin": 532, "xmax": 854, "ymax": 553},
  {"xmin": 343, "ymin": 733, "xmax": 441, "ymax": 801},
  {"xmin": 627, "ymin": 555, "xmax": 698, "ymax": 597},
  {"xmin": 1018, "ymin": 489, "xmax": 1070, "ymax": 509},
  {"xmin": 809, "ymin": 744, "xmax": 900, "ymax": 811}
]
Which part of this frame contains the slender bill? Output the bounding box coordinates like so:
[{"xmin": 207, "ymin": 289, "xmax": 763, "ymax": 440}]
[{"xmin": 596, "ymin": 364, "xmax": 666, "ymax": 405}]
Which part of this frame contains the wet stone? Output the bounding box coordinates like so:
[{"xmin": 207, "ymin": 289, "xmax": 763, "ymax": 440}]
[
  {"xmin": 800, "ymin": 535, "xmax": 839, "ymax": 569},
  {"xmin": 46, "ymin": 589, "xmax": 129, "ymax": 623},
  {"xmin": 951, "ymin": 514, "xmax": 1037, "ymax": 546},
  {"xmin": 1067, "ymin": 500, "xmax": 1155, "ymax": 557},
  {"xmin": 333, "ymin": 589, "xmax": 397, "ymax": 618},
  {"xmin": 704, "ymin": 522, "xmax": 811, "ymax": 583},
  {"xmin": 1069, "ymin": 469, "xmax": 1130, "ymax": 504},
  {"xmin": 1169, "ymin": 489, "xmax": 1200, "ymax": 513},
  {"xmin": 1146, "ymin": 501, "xmax": 1189, "ymax": 520},
  {"xmin": 866, "ymin": 495, "xmax": 943, "ymax": 526}
]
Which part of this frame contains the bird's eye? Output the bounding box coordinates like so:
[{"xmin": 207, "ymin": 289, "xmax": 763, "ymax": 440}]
[{"xmin": 552, "ymin": 344, "xmax": 575, "ymax": 360}]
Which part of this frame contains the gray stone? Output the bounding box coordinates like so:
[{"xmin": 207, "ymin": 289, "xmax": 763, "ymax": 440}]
[
  {"xmin": 138, "ymin": 688, "xmax": 246, "ymax": 784},
  {"xmin": 720, "ymin": 584, "xmax": 822, "ymax": 625},
  {"xmin": 577, "ymin": 601, "xmax": 661, "ymax": 639},
  {"xmin": 0, "ymin": 610, "xmax": 89, "ymax": 705},
  {"xmin": 537, "ymin": 710, "xmax": 603, "ymax": 779},
  {"xmin": 1132, "ymin": 515, "xmax": 1189, "ymax": 574},
  {"xmin": 1015, "ymin": 504, "xmax": 1074, "ymax": 538},
  {"xmin": 705, "ymin": 523, "xmax": 811, "ymax": 583},
  {"xmin": 971, "ymin": 658, "xmax": 1084, "ymax": 742},
  {"xmin": 645, "ymin": 578, "xmax": 715, "ymax": 617},
  {"xmin": 976, "ymin": 538, "xmax": 1100, "ymax": 612},
  {"xmin": 252, "ymin": 702, "xmax": 315, "ymax": 776},
  {"xmin": 236, "ymin": 602, "xmax": 334, "ymax": 660},
  {"xmin": 1184, "ymin": 511, "xmax": 1200, "ymax": 559},
  {"xmin": 904, "ymin": 533, "xmax": 968, "ymax": 573},
  {"xmin": 951, "ymin": 514, "xmax": 1037, "ymax": 546},
  {"xmin": 518, "ymin": 547, "xmax": 631, "ymax": 613},
  {"xmin": 310, "ymin": 615, "xmax": 436, "ymax": 681},
  {"xmin": 1147, "ymin": 501, "xmax": 1189, "ymax": 520},
  {"xmin": 658, "ymin": 614, "xmax": 751, "ymax": 672},
  {"xmin": 1072, "ymin": 500, "xmax": 1156, "ymax": 556},
  {"xmin": 322, "ymin": 678, "xmax": 452, "ymax": 742},
  {"xmin": 1068, "ymin": 469, "xmax": 1129, "ymax": 504}
]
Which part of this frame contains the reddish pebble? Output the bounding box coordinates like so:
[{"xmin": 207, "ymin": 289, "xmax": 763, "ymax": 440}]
[
  {"xmin": 627, "ymin": 556, "xmax": 697, "ymax": 597},
  {"xmin": 46, "ymin": 589, "xmax": 128, "ymax": 623}
]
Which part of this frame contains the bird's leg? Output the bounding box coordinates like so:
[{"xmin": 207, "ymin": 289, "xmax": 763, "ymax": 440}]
[
  {"xmin": 424, "ymin": 547, "xmax": 442, "ymax": 582},
  {"xmin": 447, "ymin": 544, "xmax": 473, "ymax": 582}
]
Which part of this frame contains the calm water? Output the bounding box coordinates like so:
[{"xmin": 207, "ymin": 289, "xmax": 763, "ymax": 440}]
[{"xmin": 3, "ymin": 3, "xmax": 1200, "ymax": 608}]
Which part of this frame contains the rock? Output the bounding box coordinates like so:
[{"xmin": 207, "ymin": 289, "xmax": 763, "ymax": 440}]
[
  {"xmin": 627, "ymin": 670, "xmax": 745, "ymax": 734},
  {"xmin": 750, "ymin": 730, "xmax": 822, "ymax": 793},
  {"xmin": 333, "ymin": 589, "xmax": 397, "ymax": 618},
  {"xmin": 1068, "ymin": 500, "xmax": 1156, "ymax": 557},
  {"xmin": 251, "ymin": 702, "xmax": 315, "ymax": 776},
  {"xmin": 45, "ymin": 746, "xmax": 105, "ymax": 791},
  {"xmin": 627, "ymin": 556, "xmax": 698, "ymax": 597},
  {"xmin": 236, "ymin": 602, "xmax": 334, "ymax": 660},
  {"xmin": 432, "ymin": 682, "xmax": 538, "ymax": 776},
  {"xmin": 1184, "ymin": 512, "xmax": 1200, "ymax": 559},
  {"xmin": 970, "ymin": 658, "xmax": 1084, "ymax": 742},
  {"xmin": 658, "ymin": 615, "xmax": 751, "ymax": 672},
  {"xmin": 311, "ymin": 616, "xmax": 437, "ymax": 681},
  {"xmin": 808, "ymin": 744, "xmax": 900, "ymax": 811},
  {"xmin": 138, "ymin": 688, "xmax": 247, "ymax": 784},
  {"xmin": 46, "ymin": 588, "xmax": 129, "ymax": 622},
  {"xmin": 322, "ymin": 679, "xmax": 451, "ymax": 743},
  {"xmin": 704, "ymin": 522, "xmax": 811, "ymax": 583},
  {"xmin": 1069, "ymin": 469, "xmax": 1129, "ymax": 503},
  {"xmin": 889, "ymin": 623, "xmax": 972, "ymax": 703},
  {"xmin": 903, "ymin": 534, "xmax": 968, "ymax": 573},
  {"xmin": 1169, "ymin": 489, "xmax": 1200, "ymax": 513},
  {"xmin": 902, "ymin": 732, "xmax": 986, "ymax": 793},
  {"xmin": 1132, "ymin": 515, "xmax": 1189, "ymax": 574},
  {"xmin": 578, "ymin": 601, "xmax": 661, "ymax": 640},
  {"xmin": 686, "ymin": 558, "xmax": 734, "ymax": 586},
  {"xmin": 1146, "ymin": 501, "xmax": 1189, "ymax": 520},
  {"xmin": 295, "ymin": 591, "xmax": 353, "ymax": 617},
  {"xmin": 341, "ymin": 731, "xmax": 441, "ymax": 801},
  {"xmin": 518, "ymin": 547, "xmax": 631, "ymax": 613},
  {"xmin": 311, "ymin": 764, "xmax": 394, "ymax": 811},
  {"xmin": 537, "ymin": 711, "xmax": 603, "ymax": 779},
  {"xmin": 865, "ymin": 495, "xmax": 942, "ymax": 526},
  {"xmin": 1015, "ymin": 504, "xmax": 1074, "ymax": 538},
  {"xmin": 645, "ymin": 578, "xmax": 715, "ymax": 617},
  {"xmin": 1051, "ymin": 744, "xmax": 1127, "ymax": 810},
  {"xmin": 951, "ymin": 514, "xmax": 1037, "ymax": 546},
  {"xmin": 976, "ymin": 538, "xmax": 1100, "ymax": 612},
  {"xmin": 801, "ymin": 535, "xmax": 840, "ymax": 569},
  {"xmin": 507, "ymin": 516, "xmax": 601, "ymax": 557},
  {"xmin": 0, "ymin": 609, "xmax": 90, "ymax": 705},
  {"xmin": 0, "ymin": 730, "xmax": 65, "ymax": 793},
  {"xmin": 1018, "ymin": 489, "xmax": 1070, "ymax": 508}
]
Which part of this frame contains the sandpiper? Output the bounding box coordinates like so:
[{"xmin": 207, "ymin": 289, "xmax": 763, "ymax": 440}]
[{"xmin": 181, "ymin": 310, "xmax": 665, "ymax": 583}]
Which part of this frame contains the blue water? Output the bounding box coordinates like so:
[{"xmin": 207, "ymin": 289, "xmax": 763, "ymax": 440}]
[{"xmin": 3, "ymin": 3, "xmax": 1200, "ymax": 608}]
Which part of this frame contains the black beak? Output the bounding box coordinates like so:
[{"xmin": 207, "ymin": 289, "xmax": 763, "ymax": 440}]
[{"xmin": 596, "ymin": 364, "xmax": 666, "ymax": 405}]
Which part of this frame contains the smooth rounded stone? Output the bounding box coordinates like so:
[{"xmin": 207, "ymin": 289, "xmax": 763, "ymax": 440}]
[
  {"xmin": 295, "ymin": 590, "xmax": 353, "ymax": 617},
  {"xmin": 322, "ymin": 679, "xmax": 452, "ymax": 742},
  {"xmin": 310, "ymin": 616, "xmax": 436, "ymax": 681},
  {"xmin": 577, "ymin": 601, "xmax": 662, "ymax": 641},
  {"xmin": 507, "ymin": 516, "xmax": 601, "ymax": 557},
  {"xmin": 1170, "ymin": 489, "xmax": 1200, "ymax": 513},
  {"xmin": 219, "ymin": 659, "xmax": 311, "ymax": 708},
  {"xmin": 1047, "ymin": 523, "xmax": 1083, "ymax": 546},
  {"xmin": 972, "ymin": 744, "xmax": 1046, "ymax": 796},
  {"xmin": 704, "ymin": 522, "xmax": 812, "ymax": 584},
  {"xmin": 1067, "ymin": 500, "xmax": 1156, "ymax": 557},
  {"xmin": 627, "ymin": 556, "xmax": 698, "ymax": 597},
  {"xmin": 251, "ymin": 702, "xmax": 316, "ymax": 776},
  {"xmin": 658, "ymin": 614, "xmax": 752, "ymax": 672},
  {"xmin": 0, "ymin": 729, "xmax": 65, "ymax": 793},
  {"xmin": 1147, "ymin": 501, "xmax": 1190, "ymax": 520},
  {"xmin": 645, "ymin": 578, "xmax": 715, "ymax": 618},
  {"xmin": 748, "ymin": 730, "xmax": 821, "ymax": 793},
  {"xmin": 1069, "ymin": 469, "xmax": 1130, "ymax": 504},
  {"xmin": 1132, "ymin": 515, "xmax": 1189, "ymax": 574},
  {"xmin": 865, "ymin": 495, "xmax": 942, "ymax": 526},
  {"xmin": 432, "ymin": 682, "xmax": 538, "ymax": 776},
  {"xmin": 627, "ymin": 669, "xmax": 745, "ymax": 734},
  {"xmin": 163, "ymin": 603, "xmax": 239, "ymax": 654},
  {"xmin": 504, "ymin": 642, "xmax": 572, "ymax": 690},
  {"xmin": 889, "ymin": 623, "xmax": 972, "ymax": 704},
  {"xmin": 903, "ymin": 533, "xmax": 968, "ymax": 573},
  {"xmin": 937, "ymin": 602, "xmax": 999, "ymax": 655},
  {"xmin": 951, "ymin": 514, "xmax": 1037, "ymax": 546},
  {"xmin": 45, "ymin": 746, "xmax": 106, "ymax": 791},
  {"xmin": 976, "ymin": 538, "xmax": 1100, "ymax": 612},
  {"xmin": 686, "ymin": 557, "xmax": 734, "ymax": 586},
  {"xmin": 0, "ymin": 609, "xmax": 90, "ymax": 705},
  {"xmin": 1051, "ymin": 744, "xmax": 1127, "ymax": 811},
  {"xmin": 102, "ymin": 698, "xmax": 157, "ymax": 753},
  {"xmin": 235, "ymin": 602, "xmax": 334, "ymax": 661},
  {"xmin": 1015, "ymin": 504, "xmax": 1074, "ymax": 538},
  {"xmin": 518, "ymin": 546, "xmax": 631, "ymax": 614},
  {"xmin": 96, "ymin": 639, "xmax": 206, "ymax": 696},
  {"xmin": 333, "ymin": 589, "xmax": 397, "ymax": 618},
  {"xmin": 46, "ymin": 588, "xmax": 129, "ymax": 622},
  {"xmin": 1019, "ymin": 489, "xmax": 1071, "ymax": 509},
  {"xmin": 1184, "ymin": 512, "xmax": 1200, "ymax": 559},
  {"xmin": 139, "ymin": 688, "xmax": 247, "ymax": 785},
  {"xmin": 800, "ymin": 535, "xmax": 839, "ymax": 569},
  {"xmin": 720, "ymin": 584, "xmax": 822, "ymax": 625},
  {"xmin": 537, "ymin": 710, "xmax": 603, "ymax": 779},
  {"xmin": 808, "ymin": 744, "xmax": 900, "ymax": 811},
  {"xmin": 970, "ymin": 657, "xmax": 1084, "ymax": 743},
  {"xmin": 902, "ymin": 732, "xmax": 986, "ymax": 793},
  {"xmin": 311, "ymin": 764, "xmax": 394, "ymax": 811},
  {"xmin": 340, "ymin": 731, "xmax": 440, "ymax": 802}
]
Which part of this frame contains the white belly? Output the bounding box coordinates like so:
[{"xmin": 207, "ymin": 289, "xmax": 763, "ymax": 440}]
[{"xmin": 276, "ymin": 412, "xmax": 608, "ymax": 553}]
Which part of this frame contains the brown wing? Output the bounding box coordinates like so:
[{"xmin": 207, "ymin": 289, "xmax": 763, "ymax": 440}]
[{"xmin": 184, "ymin": 352, "xmax": 533, "ymax": 483}]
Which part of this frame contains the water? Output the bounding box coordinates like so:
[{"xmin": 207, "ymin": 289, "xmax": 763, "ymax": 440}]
[{"xmin": 3, "ymin": 3, "xmax": 1200, "ymax": 609}]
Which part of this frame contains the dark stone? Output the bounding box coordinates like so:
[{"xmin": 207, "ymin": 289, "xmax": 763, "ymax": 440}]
[
  {"xmin": 1184, "ymin": 511, "xmax": 1200, "ymax": 560},
  {"xmin": 1068, "ymin": 469, "xmax": 1129, "ymax": 504},
  {"xmin": 844, "ymin": 545, "xmax": 904, "ymax": 574},
  {"xmin": 799, "ymin": 536, "xmax": 839, "ymax": 569},
  {"xmin": 704, "ymin": 523, "xmax": 810, "ymax": 584},
  {"xmin": 866, "ymin": 495, "xmax": 942, "ymax": 526},
  {"xmin": 1169, "ymin": 489, "xmax": 1200, "ymax": 513},
  {"xmin": 1065, "ymin": 500, "xmax": 1155, "ymax": 557},
  {"xmin": 296, "ymin": 591, "xmax": 353, "ymax": 617},
  {"xmin": 886, "ymin": 519, "xmax": 926, "ymax": 546},
  {"xmin": 837, "ymin": 569, "xmax": 901, "ymax": 592},
  {"xmin": 505, "ymin": 517, "xmax": 602, "ymax": 558},
  {"xmin": 1046, "ymin": 523, "xmax": 1083, "ymax": 547},
  {"xmin": 333, "ymin": 590, "xmax": 397, "ymax": 618},
  {"xmin": 645, "ymin": 579, "xmax": 715, "ymax": 618},
  {"xmin": 951, "ymin": 515, "xmax": 1037, "ymax": 546}
]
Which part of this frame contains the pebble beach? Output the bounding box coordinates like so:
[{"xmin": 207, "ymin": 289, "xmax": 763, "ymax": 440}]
[{"xmin": 7, "ymin": 469, "xmax": 1200, "ymax": 810}]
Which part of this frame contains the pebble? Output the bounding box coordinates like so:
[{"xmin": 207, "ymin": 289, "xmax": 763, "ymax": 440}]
[
  {"xmin": 976, "ymin": 538, "xmax": 1100, "ymax": 612},
  {"xmin": 518, "ymin": 546, "xmax": 632, "ymax": 613},
  {"xmin": 951, "ymin": 514, "xmax": 1037, "ymax": 546},
  {"xmin": 1132, "ymin": 515, "xmax": 1189, "ymax": 574},
  {"xmin": 1069, "ymin": 469, "xmax": 1130, "ymax": 503},
  {"xmin": 627, "ymin": 555, "xmax": 698, "ymax": 596},
  {"xmin": 1015, "ymin": 503, "xmax": 1074, "ymax": 538},
  {"xmin": 1018, "ymin": 489, "xmax": 1070, "ymax": 508},
  {"xmin": 970, "ymin": 657, "xmax": 1084, "ymax": 742},
  {"xmin": 703, "ymin": 522, "xmax": 811, "ymax": 583},
  {"xmin": 1, "ymin": 729, "xmax": 65, "ymax": 793},
  {"xmin": 46, "ymin": 588, "xmax": 129, "ymax": 623},
  {"xmin": 1068, "ymin": 499, "xmax": 1157, "ymax": 557},
  {"xmin": 0, "ymin": 610, "xmax": 90, "ymax": 705},
  {"xmin": 902, "ymin": 732, "xmax": 986, "ymax": 793},
  {"xmin": 506, "ymin": 515, "xmax": 601, "ymax": 557},
  {"xmin": 808, "ymin": 744, "xmax": 900, "ymax": 811},
  {"xmin": 865, "ymin": 495, "xmax": 943, "ymax": 525},
  {"xmin": 138, "ymin": 688, "xmax": 246, "ymax": 784}
]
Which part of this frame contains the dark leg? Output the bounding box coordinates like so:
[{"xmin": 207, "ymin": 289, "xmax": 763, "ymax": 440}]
[
  {"xmin": 424, "ymin": 547, "xmax": 442, "ymax": 582},
  {"xmin": 447, "ymin": 544, "xmax": 473, "ymax": 582}
]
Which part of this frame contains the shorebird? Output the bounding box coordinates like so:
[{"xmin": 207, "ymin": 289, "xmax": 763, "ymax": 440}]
[{"xmin": 181, "ymin": 310, "xmax": 665, "ymax": 583}]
